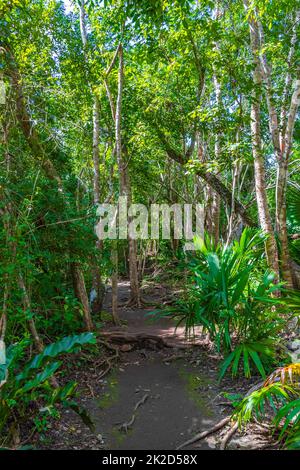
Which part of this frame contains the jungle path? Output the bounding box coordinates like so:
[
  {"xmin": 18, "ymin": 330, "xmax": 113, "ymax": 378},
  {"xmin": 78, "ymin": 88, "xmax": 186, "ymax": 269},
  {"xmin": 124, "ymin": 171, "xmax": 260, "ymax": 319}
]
[{"xmin": 87, "ymin": 282, "xmax": 224, "ymax": 450}]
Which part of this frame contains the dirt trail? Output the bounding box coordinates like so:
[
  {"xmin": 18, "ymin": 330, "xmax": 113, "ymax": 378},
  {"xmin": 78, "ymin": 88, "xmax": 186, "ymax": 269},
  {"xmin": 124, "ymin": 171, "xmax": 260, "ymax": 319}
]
[
  {"xmin": 86, "ymin": 282, "xmax": 223, "ymax": 450},
  {"xmin": 101, "ymin": 281, "xmax": 204, "ymax": 345}
]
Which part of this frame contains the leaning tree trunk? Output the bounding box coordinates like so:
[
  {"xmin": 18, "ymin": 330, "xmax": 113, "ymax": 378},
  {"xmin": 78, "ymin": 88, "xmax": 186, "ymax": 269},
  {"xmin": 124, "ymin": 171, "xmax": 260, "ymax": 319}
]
[
  {"xmin": 244, "ymin": 1, "xmax": 279, "ymax": 280},
  {"xmin": 156, "ymin": 125, "xmax": 256, "ymax": 227}
]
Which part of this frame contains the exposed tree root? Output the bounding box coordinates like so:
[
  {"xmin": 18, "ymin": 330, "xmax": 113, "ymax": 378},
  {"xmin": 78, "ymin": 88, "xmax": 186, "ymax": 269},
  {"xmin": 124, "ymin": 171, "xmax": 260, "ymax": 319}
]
[
  {"xmin": 121, "ymin": 296, "xmax": 149, "ymax": 309},
  {"xmin": 118, "ymin": 414, "xmax": 136, "ymax": 433},
  {"xmin": 87, "ymin": 383, "xmax": 95, "ymax": 398},
  {"xmin": 100, "ymin": 331, "xmax": 198, "ymax": 350},
  {"xmin": 216, "ymin": 401, "xmax": 234, "ymax": 407},
  {"xmin": 97, "ymin": 338, "xmax": 120, "ymax": 353},
  {"xmin": 101, "ymin": 331, "xmax": 171, "ymax": 349},
  {"xmin": 176, "ymin": 416, "xmax": 231, "ymax": 450},
  {"xmin": 99, "ymin": 351, "xmax": 119, "ymax": 379},
  {"xmin": 94, "ymin": 339, "xmax": 120, "ymax": 379},
  {"xmin": 220, "ymin": 421, "xmax": 239, "ymax": 449},
  {"xmin": 118, "ymin": 393, "xmax": 149, "ymax": 433},
  {"xmin": 134, "ymin": 393, "xmax": 149, "ymax": 411},
  {"xmin": 177, "ymin": 379, "xmax": 267, "ymax": 450}
]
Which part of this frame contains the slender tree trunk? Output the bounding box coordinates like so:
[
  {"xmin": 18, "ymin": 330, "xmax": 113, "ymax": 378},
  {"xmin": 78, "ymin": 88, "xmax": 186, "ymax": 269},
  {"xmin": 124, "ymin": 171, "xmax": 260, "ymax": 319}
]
[
  {"xmin": 254, "ymin": 13, "xmax": 300, "ymax": 287},
  {"xmin": 211, "ymin": 74, "xmax": 222, "ymax": 243},
  {"xmin": 115, "ymin": 44, "xmax": 141, "ymax": 307},
  {"xmin": 92, "ymin": 97, "xmax": 101, "ymax": 205},
  {"xmin": 226, "ymin": 161, "xmax": 240, "ymax": 247},
  {"xmin": 276, "ymin": 75, "xmax": 300, "ymax": 286},
  {"xmin": 91, "ymin": 95, "xmax": 105, "ymax": 313},
  {"xmin": 244, "ymin": 1, "xmax": 279, "ymax": 279},
  {"xmin": 111, "ymin": 243, "xmax": 119, "ymax": 325},
  {"xmin": 18, "ymin": 275, "xmax": 44, "ymax": 353},
  {"xmin": 19, "ymin": 275, "xmax": 59, "ymax": 387},
  {"xmin": 71, "ymin": 263, "xmax": 93, "ymax": 331},
  {"xmin": 79, "ymin": 1, "xmax": 105, "ymax": 313}
]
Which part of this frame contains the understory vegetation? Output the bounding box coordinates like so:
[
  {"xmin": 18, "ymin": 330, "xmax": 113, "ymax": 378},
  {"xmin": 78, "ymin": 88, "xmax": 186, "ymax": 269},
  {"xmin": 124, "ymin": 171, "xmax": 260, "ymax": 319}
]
[
  {"xmin": 155, "ymin": 229, "xmax": 289, "ymax": 378},
  {"xmin": 0, "ymin": 0, "xmax": 300, "ymax": 451}
]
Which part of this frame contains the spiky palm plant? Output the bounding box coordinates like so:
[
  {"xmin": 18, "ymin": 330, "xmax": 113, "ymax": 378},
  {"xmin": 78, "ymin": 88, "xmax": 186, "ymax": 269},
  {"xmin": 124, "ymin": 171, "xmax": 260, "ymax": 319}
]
[
  {"xmin": 233, "ymin": 363, "xmax": 300, "ymax": 449},
  {"xmin": 154, "ymin": 228, "xmax": 287, "ymax": 379}
]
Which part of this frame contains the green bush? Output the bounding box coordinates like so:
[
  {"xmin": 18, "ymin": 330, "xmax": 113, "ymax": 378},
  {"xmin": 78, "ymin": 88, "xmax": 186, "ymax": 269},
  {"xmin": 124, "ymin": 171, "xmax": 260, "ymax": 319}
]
[
  {"xmin": 154, "ymin": 229, "xmax": 288, "ymax": 379},
  {"xmin": 0, "ymin": 332, "xmax": 96, "ymax": 445}
]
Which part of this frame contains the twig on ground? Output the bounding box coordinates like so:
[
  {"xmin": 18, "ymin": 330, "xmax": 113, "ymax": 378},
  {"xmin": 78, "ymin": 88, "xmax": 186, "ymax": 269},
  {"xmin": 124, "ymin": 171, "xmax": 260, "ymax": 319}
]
[
  {"xmin": 163, "ymin": 354, "xmax": 185, "ymax": 362},
  {"xmin": 118, "ymin": 393, "xmax": 150, "ymax": 433},
  {"xmin": 118, "ymin": 414, "xmax": 136, "ymax": 433},
  {"xmin": 176, "ymin": 416, "xmax": 231, "ymax": 450},
  {"xmin": 177, "ymin": 379, "xmax": 267, "ymax": 450},
  {"xmin": 134, "ymin": 393, "xmax": 149, "ymax": 411},
  {"xmin": 87, "ymin": 383, "xmax": 95, "ymax": 398}
]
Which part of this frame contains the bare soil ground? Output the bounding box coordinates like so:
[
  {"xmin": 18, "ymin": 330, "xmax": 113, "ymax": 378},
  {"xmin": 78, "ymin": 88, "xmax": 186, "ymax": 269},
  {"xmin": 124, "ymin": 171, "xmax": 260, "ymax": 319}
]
[{"xmin": 36, "ymin": 280, "xmax": 273, "ymax": 450}]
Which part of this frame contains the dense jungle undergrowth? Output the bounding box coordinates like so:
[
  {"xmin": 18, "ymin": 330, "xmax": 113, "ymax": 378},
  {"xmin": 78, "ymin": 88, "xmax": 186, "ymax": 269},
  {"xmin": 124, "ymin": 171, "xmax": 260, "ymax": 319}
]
[
  {"xmin": 1, "ymin": 233, "xmax": 300, "ymax": 450},
  {"xmin": 1, "ymin": 0, "xmax": 300, "ymax": 452}
]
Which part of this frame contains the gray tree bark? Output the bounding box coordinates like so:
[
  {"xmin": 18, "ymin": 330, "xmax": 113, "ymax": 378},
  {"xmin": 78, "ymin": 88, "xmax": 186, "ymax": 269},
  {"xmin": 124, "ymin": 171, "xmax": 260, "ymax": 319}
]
[{"xmin": 243, "ymin": 0, "xmax": 280, "ymax": 279}]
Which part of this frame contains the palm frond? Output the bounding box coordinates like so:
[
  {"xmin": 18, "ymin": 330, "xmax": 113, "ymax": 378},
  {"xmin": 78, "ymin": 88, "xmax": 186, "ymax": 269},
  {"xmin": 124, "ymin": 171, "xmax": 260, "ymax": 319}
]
[{"xmin": 264, "ymin": 363, "xmax": 300, "ymax": 386}]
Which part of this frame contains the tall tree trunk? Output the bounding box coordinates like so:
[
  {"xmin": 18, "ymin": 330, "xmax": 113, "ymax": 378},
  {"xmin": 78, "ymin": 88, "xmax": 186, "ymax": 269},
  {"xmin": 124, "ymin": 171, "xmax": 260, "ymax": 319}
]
[
  {"xmin": 254, "ymin": 12, "xmax": 300, "ymax": 287},
  {"xmin": 91, "ymin": 96, "xmax": 105, "ymax": 313},
  {"xmin": 276, "ymin": 74, "xmax": 300, "ymax": 286},
  {"xmin": 226, "ymin": 161, "xmax": 240, "ymax": 247},
  {"xmin": 244, "ymin": 0, "xmax": 279, "ymax": 279},
  {"xmin": 115, "ymin": 44, "xmax": 141, "ymax": 307},
  {"xmin": 79, "ymin": 1, "xmax": 105, "ymax": 313},
  {"xmin": 211, "ymin": 74, "xmax": 222, "ymax": 243}
]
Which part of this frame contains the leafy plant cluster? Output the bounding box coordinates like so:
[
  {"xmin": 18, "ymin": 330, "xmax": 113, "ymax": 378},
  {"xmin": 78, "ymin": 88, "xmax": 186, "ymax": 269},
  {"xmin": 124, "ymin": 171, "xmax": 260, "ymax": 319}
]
[
  {"xmin": 0, "ymin": 332, "xmax": 96, "ymax": 446},
  {"xmin": 233, "ymin": 364, "xmax": 300, "ymax": 449},
  {"xmin": 156, "ymin": 228, "xmax": 292, "ymax": 379}
]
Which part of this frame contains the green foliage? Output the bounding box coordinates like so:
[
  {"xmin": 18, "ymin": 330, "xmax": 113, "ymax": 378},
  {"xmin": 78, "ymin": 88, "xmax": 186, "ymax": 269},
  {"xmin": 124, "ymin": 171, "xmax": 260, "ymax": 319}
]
[
  {"xmin": 221, "ymin": 392, "xmax": 243, "ymax": 408},
  {"xmin": 0, "ymin": 333, "xmax": 96, "ymax": 441},
  {"xmin": 155, "ymin": 229, "xmax": 287, "ymax": 379},
  {"xmin": 18, "ymin": 331, "xmax": 96, "ymax": 376},
  {"xmin": 287, "ymin": 185, "xmax": 300, "ymax": 230},
  {"xmin": 274, "ymin": 398, "xmax": 300, "ymax": 440},
  {"xmin": 1, "ymin": 0, "xmax": 300, "ymax": 449},
  {"xmin": 234, "ymin": 382, "xmax": 294, "ymax": 427},
  {"xmin": 279, "ymin": 290, "xmax": 300, "ymax": 320},
  {"xmin": 233, "ymin": 363, "xmax": 300, "ymax": 449},
  {"xmin": 219, "ymin": 340, "xmax": 277, "ymax": 381}
]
